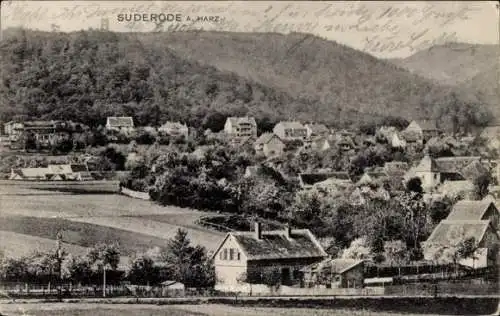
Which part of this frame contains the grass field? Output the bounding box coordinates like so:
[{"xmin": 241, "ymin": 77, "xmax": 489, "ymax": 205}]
[
  {"xmin": 0, "ymin": 184, "xmax": 224, "ymax": 262},
  {"xmin": 0, "ymin": 303, "xmax": 451, "ymax": 316}
]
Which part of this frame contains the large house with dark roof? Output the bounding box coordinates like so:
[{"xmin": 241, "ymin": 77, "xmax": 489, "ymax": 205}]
[
  {"xmin": 422, "ymin": 219, "xmax": 499, "ymax": 269},
  {"xmin": 408, "ymin": 155, "xmax": 488, "ymax": 192},
  {"xmin": 403, "ymin": 119, "xmax": 440, "ymax": 142},
  {"xmin": 212, "ymin": 223, "xmax": 327, "ymax": 291}
]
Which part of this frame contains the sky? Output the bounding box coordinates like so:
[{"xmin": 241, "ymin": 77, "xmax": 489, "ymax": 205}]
[{"xmin": 1, "ymin": 1, "xmax": 498, "ymax": 58}]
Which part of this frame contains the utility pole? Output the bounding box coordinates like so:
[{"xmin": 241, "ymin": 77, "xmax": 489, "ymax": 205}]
[{"xmin": 102, "ymin": 264, "xmax": 107, "ymax": 297}]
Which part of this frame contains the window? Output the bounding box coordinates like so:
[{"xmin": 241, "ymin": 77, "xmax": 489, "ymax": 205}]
[
  {"xmin": 237, "ymin": 252, "xmax": 241, "ymax": 260},
  {"xmin": 229, "ymin": 248, "xmax": 235, "ymax": 260},
  {"xmin": 222, "ymin": 249, "xmax": 228, "ymax": 260},
  {"xmin": 219, "ymin": 252, "xmax": 224, "ymax": 260}
]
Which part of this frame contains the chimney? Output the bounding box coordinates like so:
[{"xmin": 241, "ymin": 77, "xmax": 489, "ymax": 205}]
[
  {"xmin": 285, "ymin": 224, "xmax": 292, "ymax": 239},
  {"xmin": 254, "ymin": 222, "xmax": 262, "ymax": 240}
]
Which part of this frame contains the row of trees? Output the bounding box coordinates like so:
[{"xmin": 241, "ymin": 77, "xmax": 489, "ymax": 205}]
[{"xmin": 0, "ymin": 229, "xmax": 215, "ymax": 288}]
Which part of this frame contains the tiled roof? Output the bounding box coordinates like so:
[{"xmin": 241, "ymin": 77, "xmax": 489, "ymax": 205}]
[
  {"xmin": 306, "ymin": 258, "xmax": 364, "ymax": 274},
  {"xmin": 384, "ymin": 161, "xmax": 409, "ymax": 177},
  {"xmin": 425, "ymin": 220, "xmax": 492, "ymax": 246},
  {"xmin": 306, "ymin": 124, "xmax": 329, "ymax": 135},
  {"xmin": 107, "ymin": 117, "xmax": 134, "ymax": 127},
  {"xmin": 446, "ymin": 200, "xmax": 497, "ymax": 221},
  {"xmin": 48, "ymin": 164, "xmax": 73, "ymax": 174},
  {"xmin": 460, "ymin": 160, "xmax": 489, "ymax": 180},
  {"xmin": 300, "ymin": 172, "xmax": 350, "ymax": 186},
  {"xmin": 230, "ymin": 229, "xmax": 327, "ymax": 260},
  {"xmin": 20, "ymin": 168, "xmax": 50, "ymax": 178},
  {"xmin": 434, "ymin": 156, "xmax": 481, "ymax": 174},
  {"xmin": 255, "ymin": 133, "xmax": 279, "ymax": 145}
]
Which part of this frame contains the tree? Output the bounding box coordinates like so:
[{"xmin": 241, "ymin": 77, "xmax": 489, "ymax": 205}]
[
  {"xmin": 164, "ymin": 229, "xmax": 215, "ymax": 288},
  {"xmin": 383, "ymin": 240, "xmax": 408, "ymax": 266},
  {"xmin": 473, "ymin": 174, "xmax": 491, "ymax": 200},
  {"xmin": 127, "ymin": 255, "xmax": 160, "ymax": 285},
  {"xmin": 406, "ymin": 177, "xmax": 423, "ymax": 195},
  {"xmin": 341, "ymin": 238, "xmax": 372, "ymax": 260},
  {"xmin": 87, "ymin": 243, "xmax": 121, "ymax": 271}
]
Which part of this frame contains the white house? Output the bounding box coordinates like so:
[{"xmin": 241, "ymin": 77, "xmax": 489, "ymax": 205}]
[
  {"xmin": 106, "ymin": 117, "xmax": 134, "ymax": 132},
  {"xmin": 158, "ymin": 121, "xmax": 189, "ymax": 138},
  {"xmin": 273, "ymin": 121, "xmax": 308, "ymax": 141},
  {"xmin": 224, "ymin": 117, "xmax": 257, "ymax": 138},
  {"xmin": 212, "ymin": 223, "xmax": 327, "ymax": 292}
]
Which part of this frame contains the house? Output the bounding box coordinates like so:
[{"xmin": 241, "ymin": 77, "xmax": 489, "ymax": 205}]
[
  {"xmin": 9, "ymin": 168, "xmax": 50, "ymax": 180},
  {"xmin": 105, "ymin": 117, "xmax": 134, "ymax": 132},
  {"xmin": 273, "ymin": 121, "xmax": 308, "ymax": 141},
  {"xmin": 391, "ymin": 133, "xmax": 407, "ymax": 148},
  {"xmin": 335, "ymin": 134, "xmax": 356, "ymax": 151},
  {"xmin": 410, "ymin": 155, "xmax": 486, "ymax": 192},
  {"xmin": 437, "ymin": 180, "xmax": 475, "ymax": 199},
  {"xmin": 69, "ymin": 164, "xmax": 94, "ymax": 181},
  {"xmin": 422, "ymin": 220, "xmax": 499, "ymax": 269},
  {"xmin": 224, "ymin": 117, "xmax": 257, "ymax": 139},
  {"xmin": 45, "ymin": 164, "xmax": 93, "ymax": 181},
  {"xmin": 480, "ymin": 126, "xmax": 500, "ymax": 150},
  {"xmin": 446, "ymin": 200, "xmax": 499, "ymax": 230},
  {"xmin": 254, "ymin": 133, "xmax": 285, "ymax": 157},
  {"xmin": 305, "ymin": 123, "xmax": 330, "ymax": 138},
  {"xmin": 298, "ymin": 172, "xmax": 351, "ymax": 189},
  {"xmin": 357, "ymin": 170, "xmax": 388, "ymax": 186},
  {"xmin": 158, "ymin": 121, "xmax": 189, "ymax": 138},
  {"xmin": 212, "ymin": 223, "xmax": 327, "ymax": 291},
  {"xmin": 404, "ymin": 119, "xmax": 440, "ymax": 142},
  {"xmin": 302, "ymin": 259, "xmax": 365, "ymax": 288},
  {"xmin": 22, "ymin": 121, "xmax": 59, "ymax": 149},
  {"xmin": 4, "ymin": 121, "xmax": 24, "ymax": 137},
  {"xmin": 312, "ymin": 173, "xmax": 352, "ymax": 193},
  {"xmin": 307, "ymin": 137, "xmax": 331, "ymax": 152}
]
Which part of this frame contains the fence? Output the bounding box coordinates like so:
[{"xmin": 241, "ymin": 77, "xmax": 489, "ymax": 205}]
[{"xmin": 0, "ymin": 280, "xmax": 497, "ymax": 299}]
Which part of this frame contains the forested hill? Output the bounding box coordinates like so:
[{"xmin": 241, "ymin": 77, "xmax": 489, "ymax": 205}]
[
  {"xmin": 390, "ymin": 43, "xmax": 499, "ymax": 121},
  {"xmin": 0, "ymin": 29, "xmax": 493, "ymax": 129}
]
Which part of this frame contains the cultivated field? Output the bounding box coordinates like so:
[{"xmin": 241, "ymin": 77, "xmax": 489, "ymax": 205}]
[
  {"xmin": 0, "ymin": 303, "xmax": 451, "ymax": 316},
  {"xmin": 0, "ymin": 184, "xmax": 225, "ymax": 261}
]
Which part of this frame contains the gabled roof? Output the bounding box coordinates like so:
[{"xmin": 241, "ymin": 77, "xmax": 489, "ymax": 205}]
[
  {"xmin": 410, "ymin": 119, "xmax": 439, "ymax": 131},
  {"xmin": 446, "ymin": 200, "xmax": 497, "ymax": 221},
  {"xmin": 460, "ymin": 160, "xmax": 489, "ymax": 180},
  {"xmin": 226, "ymin": 117, "xmax": 257, "ymax": 126},
  {"xmin": 425, "ymin": 220, "xmax": 494, "ymax": 247},
  {"xmin": 305, "ymin": 258, "xmax": 364, "ymax": 274},
  {"xmin": 106, "ymin": 117, "xmax": 134, "ymax": 127},
  {"xmin": 434, "ymin": 156, "xmax": 481, "ymax": 174},
  {"xmin": 306, "ymin": 123, "xmax": 329, "ymax": 135},
  {"xmin": 255, "ymin": 133, "xmax": 282, "ymax": 146},
  {"xmin": 299, "ymin": 172, "xmax": 351, "ymax": 186},
  {"xmin": 48, "ymin": 164, "xmax": 73, "ymax": 174},
  {"xmin": 480, "ymin": 126, "xmax": 500, "ymax": 138},
  {"xmin": 383, "ymin": 161, "xmax": 409, "ymax": 177},
  {"xmin": 220, "ymin": 229, "xmax": 327, "ymax": 261},
  {"xmin": 275, "ymin": 121, "xmax": 306, "ymax": 130},
  {"xmin": 159, "ymin": 121, "xmax": 188, "ymax": 130},
  {"xmin": 18, "ymin": 168, "xmax": 50, "ymax": 178}
]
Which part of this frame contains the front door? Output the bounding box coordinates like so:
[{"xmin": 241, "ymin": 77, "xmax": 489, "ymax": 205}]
[{"xmin": 281, "ymin": 267, "xmax": 290, "ymax": 285}]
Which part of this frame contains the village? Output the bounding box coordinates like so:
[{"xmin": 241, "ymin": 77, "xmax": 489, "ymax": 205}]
[{"xmin": 0, "ymin": 114, "xmax": 499, "ymax": 298}]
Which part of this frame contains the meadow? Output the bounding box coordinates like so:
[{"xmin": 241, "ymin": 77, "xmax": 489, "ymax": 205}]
[
  {"xmin": 0, "ymin": 184, "xmax": 225, "ymax": 262},
  {"xmin": 0, "ymin": 303, "xmax": 454, "ymax": 316}
]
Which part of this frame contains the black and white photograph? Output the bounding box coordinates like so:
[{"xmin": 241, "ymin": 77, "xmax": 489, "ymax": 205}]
[{"xmin": 0, "ymin": 1, "xmax": 499, "ymax": 315}]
